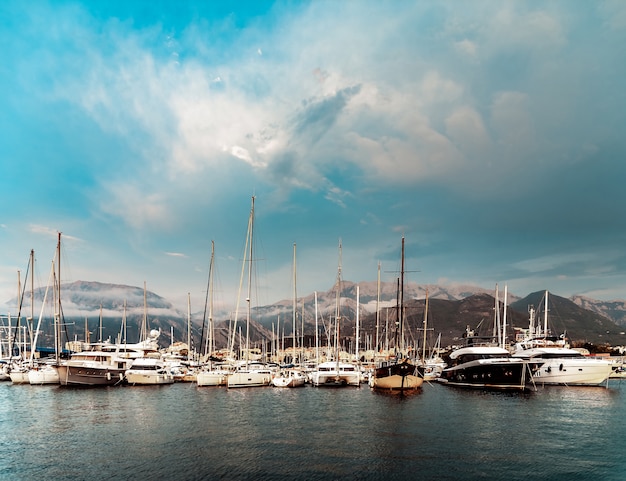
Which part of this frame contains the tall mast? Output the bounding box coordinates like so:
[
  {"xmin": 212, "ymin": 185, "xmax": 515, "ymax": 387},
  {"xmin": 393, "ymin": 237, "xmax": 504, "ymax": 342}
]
[
  {"xmin": 422, "ymin": 288, "xmax": 429, "ymax": 362},
  {"xmin": 400, "ymin": 236, "xmax": 405, "ymax": 352},
  {"xmin": 493, "ymin": 284, "xmax": 500, "ymax": 341},
  {"xmin": 543, "ymin": 291, "xmax": 548, "ymax": 337},
  {"xmin": 502, "ymin": 285, "xmax": 508, "ymax": 348},
  {"xmin": 142, "ymin": 281, "xmax": 148, "ymax": 342},
  {"xmin": 375, "ymin": 261, "xmax": 380, "ymax": 352},
  {"xmin": 314, "ymin": 291, "xmax": 319, "ymax": 364},
  {"xmin": 292, "ymin": 242, "xmax": 297, "ymax": 363},
  {"xmin": 56, "ymin": 232, "xmax": 61, "ymax": 361},
  {"xmin": 187, "ymin": 293, "xmax": 191, "ymax": 362},
  {"xmin": 98, "ymin": 304, "xmax": 103, "ymax": 343},
  {"xmin": 29, "ymin": 249, "xmax": 34, "ymax": 351},
  {"xmin": 208, "ymin": 240, "xmax": 215, "ymax": 357},
  {"xmin": 335, "ymin": 239, "xmax": 342, "ymax": 366},
  {"xmin": 245, "ymin": 196, "xmax": 255, "ymax": 366},
  {"xmin": 123, "ymin": 300, "xmax": 127, "ymax": 345},
  {"xmin": 227, "ymin": 197, "xmax": 253, "ymax": 357},
  {"xmin": 356, "ymin": 285, "xmax": 360, "ymax": 364}
]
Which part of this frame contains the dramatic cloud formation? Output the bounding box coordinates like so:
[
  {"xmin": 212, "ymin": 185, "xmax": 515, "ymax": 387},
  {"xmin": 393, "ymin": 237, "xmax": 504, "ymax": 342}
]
[{"xmin": 1, "ymin": 0, "xmax": 625, "ymax": 314}]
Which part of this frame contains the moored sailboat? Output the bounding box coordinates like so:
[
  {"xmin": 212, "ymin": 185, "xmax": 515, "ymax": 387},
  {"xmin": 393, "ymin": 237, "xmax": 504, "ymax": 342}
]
[
  {"xmin": 370, "ymin": 236, "xmax": 423, "ymax": 393},
  {"xmin": 227, "ymin": 196, "xmax": 271, "ymax": 388},
  {"xmin": 309, "ymin": 240, "xmax": 360, "ymax": 387}
]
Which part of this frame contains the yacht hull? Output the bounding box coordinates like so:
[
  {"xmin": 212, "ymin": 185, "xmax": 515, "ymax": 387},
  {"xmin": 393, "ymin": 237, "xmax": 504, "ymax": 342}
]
[
  {"xmin": 58, "ymin": 365, "xmax": 126, "ymax": 386},
  {"xmin": 532, "ymin": 359, "xmax": 612, "ymax": 385},
  {"xmin": 196, "ymin": 370, "xmax": 229, "ymax": 386},
  {"xmin": 439, "ymin": 359, "xmax": 539, "ymax": 390},
  {"xmin": 125, "ymin": 372, "xmax": 174, "ymax": 385}
]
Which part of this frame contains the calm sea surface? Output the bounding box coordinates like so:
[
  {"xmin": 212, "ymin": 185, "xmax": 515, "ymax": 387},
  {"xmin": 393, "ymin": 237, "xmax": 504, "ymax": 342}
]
[{"xmin": 1, "ymin": 380, "xmax": 625, "ymax": 481}]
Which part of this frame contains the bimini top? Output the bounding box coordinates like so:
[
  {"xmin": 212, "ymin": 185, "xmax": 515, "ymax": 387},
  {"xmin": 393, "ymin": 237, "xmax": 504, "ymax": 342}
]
[
  {"xmin": 449, "ymin": 346, "xmax": 510, "ymax": 361},
  {"xmin": 512, "ymin": 347, "xmax": 589, "ymax": 360}
]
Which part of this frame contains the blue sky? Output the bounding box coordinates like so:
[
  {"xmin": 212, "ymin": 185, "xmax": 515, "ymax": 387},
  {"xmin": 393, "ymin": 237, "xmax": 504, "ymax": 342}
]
[{"xmin": 1, "ymin": 0, "xmax": 625, "ymax": 314}]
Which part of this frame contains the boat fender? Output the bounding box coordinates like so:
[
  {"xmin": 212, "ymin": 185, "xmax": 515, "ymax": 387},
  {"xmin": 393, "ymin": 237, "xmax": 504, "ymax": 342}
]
[
  {"xmin": 106, "ymin": 372, "xmax": 111, "ymax": 381},
  {"xmin": 559, "ymin": 364, "xmax": 564, "ymax": 371}
]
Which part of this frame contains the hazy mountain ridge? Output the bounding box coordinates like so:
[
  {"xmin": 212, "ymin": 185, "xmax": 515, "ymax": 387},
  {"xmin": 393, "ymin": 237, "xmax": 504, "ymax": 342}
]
[
  {"xmin": 3, "ymin": 281, "xmax": 626, "ymax": 349},
  {"xmin": 571, "ymin": 295, "xmax": 626, "ymax": 326}
]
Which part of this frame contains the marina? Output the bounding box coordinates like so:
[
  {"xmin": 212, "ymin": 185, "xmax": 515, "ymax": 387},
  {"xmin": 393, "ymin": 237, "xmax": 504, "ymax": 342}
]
[{"xmin": 1, "ymin": 380, "xmax": 626, "ymax": 480}]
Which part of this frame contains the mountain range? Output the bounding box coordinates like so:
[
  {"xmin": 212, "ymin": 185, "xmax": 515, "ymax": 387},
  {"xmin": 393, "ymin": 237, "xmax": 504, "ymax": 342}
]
[{"xmin": 3, "ymin": 280, "xmax": 626, "ymax": 351}]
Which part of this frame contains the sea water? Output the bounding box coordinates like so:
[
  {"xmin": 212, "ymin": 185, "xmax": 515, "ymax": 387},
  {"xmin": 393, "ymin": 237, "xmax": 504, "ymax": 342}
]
[{"xmin": 1, "ymin": 381, "xmax": 625, "ymax": 480}]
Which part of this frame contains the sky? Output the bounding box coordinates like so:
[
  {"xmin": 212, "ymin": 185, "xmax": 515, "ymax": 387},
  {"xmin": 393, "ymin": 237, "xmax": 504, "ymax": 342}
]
[{"xmin": 1, "ymin": 0, "xmax": 625, "ymax": 315}]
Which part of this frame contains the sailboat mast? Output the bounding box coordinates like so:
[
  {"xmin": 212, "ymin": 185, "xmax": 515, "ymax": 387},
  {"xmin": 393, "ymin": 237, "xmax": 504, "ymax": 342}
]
[
  {"xmin": 98, "ymin": 304, "xmax": 103, "ymax": 343},
  {"xmin": 335, "ymin": 239, "xmax": 342, "ymax": 366},
  {"xmin": 245, "ymin": 196, "xmax": 255, "ymax": 366},
  {"xmin": 56, "ymin": 232, "xmax": 61, "ymax": 362},
  {"xmin": 394, "ymin": 277, "xmax": 400, "ymax": 352},
  {"xmin": 187, "ymin": 293, "xmax": 191, "ymax": 362},
  {"xmin": 493, "ymin": 284, "xmax": 500, "ymax": 342},
  {"xmin": 315, "ymin": 291, "xmax": 319, "ymax": 364},
  {"xmin": 422, "ymin": 288, "xmax": 429, "ymax": 362},
  {"xmin": 356, "ymin": 285, "xmax": 360, "ymax": 363},
  {"xmin": 502, "ymin": 285, "xmax": 508, "ymax": 348},
  {"xmin": 400, "ymin": 236, "xmax": 405, "ymax": 352},
  {"xmin": 376, "ymin": 261, "xmax": 380, "ymax": 352},
  {"xmin": 142, "ymin": 281, "xmax": 148, "ymax": 342},
  {"xmin": 208, "ymin": 240, "xmax": 215, "ymax": 358},
  {"xmin": 29, "ymin": 249, "xmax": 34, "ymax": 351},
  {"xmin": 292, "ymin": 242, "xmax": 297, "ymax": 363},
  {"xmin": 543, "ymin": 291, "xmax": 548, "ymax": 338},
  {"xmin": 123, "ymin": 300, "xmax": 127, "ymax": 345}
]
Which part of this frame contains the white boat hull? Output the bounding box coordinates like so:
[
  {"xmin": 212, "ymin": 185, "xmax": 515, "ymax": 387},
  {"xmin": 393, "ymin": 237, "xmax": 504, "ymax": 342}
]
[
  {"xmin": 271, "ymin": 371, "xmax": 306, "ymax": 388},
  {"xmin": 28, "ymin": 365, "xmax": 60, "ymax": 385},
  {"xmin": 125, "ymin": 371, "xmax": 174, "ymax": 385},
  {"xmin": 196, "ymin": 370, "xmax": 228, "ymax": 386},
  {"xmin": 532, "ymin": 358, "xmax": 612, "ymax": 385},
  {"xmin": 9, "ymin": 370, "xmax": 29, "ymax": 384},
  {"xmin": 227, "ymin": 370, "xmax": 272, "ymax": 388},
  {"xmin": 310, "ymin": 372, "xmax": 360, "ymax": 387},
  {"xmin": 310, "ymin": 361, "xmax": 361, "ymax": 387}
]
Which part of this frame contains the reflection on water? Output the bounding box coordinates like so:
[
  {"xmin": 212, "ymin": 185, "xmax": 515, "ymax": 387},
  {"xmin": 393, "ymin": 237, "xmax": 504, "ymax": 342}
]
[{"xmin": 1, "ymin": 382, "xmax": 625, "ymax": 480}]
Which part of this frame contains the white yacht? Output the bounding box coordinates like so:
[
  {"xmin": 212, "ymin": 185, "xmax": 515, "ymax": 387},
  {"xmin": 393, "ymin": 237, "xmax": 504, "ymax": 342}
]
[
  {"xmin": 58, "ymin": 343, "xmax": 142, "ymax": 386},
  {"xmin": 227, "ymin": 361, "xmax": 274, "ymax": 388},
  {"xmin": 28, "ymin": 361, "xmax": 60, "ymax": 385},
  {"xmin": 125, "ymin": 356, "xmax": 174, "ymax": 385},
  {"xmin": 512, "ymin": 347, "xmax": 612, "ymax": 386},
  {"xmin": 271, "ymin": 369, "xmax": 306, "ymax": 388},
  {"xmin": 9, "ymin": 361, "xmax": 30, "ymax": 384},
  {"xmin": 196, "ymin": 363, "xmax": 233, "ymax": 387},
  {"xmin": 512, "ymin": 293, "xmax": 613, "ymax": 386},
  {"xmin": 309, "ymin": 361, "xmax": 360, "ymax": 387}
]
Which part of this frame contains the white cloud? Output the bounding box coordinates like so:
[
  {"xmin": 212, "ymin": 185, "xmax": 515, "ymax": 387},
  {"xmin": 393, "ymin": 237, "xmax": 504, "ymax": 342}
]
[
  {"xmin": 489, "ymin": 6, "xmax": 566, "ymax": 52},
  {"xmin": 455, "ymin": 39, "xmax": 477, "ymax": 57},
  {"xmin": 445, "ymin": 106, "xmax": 491, "ymax": 158}
]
